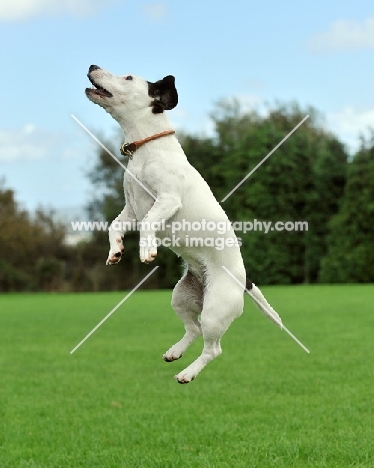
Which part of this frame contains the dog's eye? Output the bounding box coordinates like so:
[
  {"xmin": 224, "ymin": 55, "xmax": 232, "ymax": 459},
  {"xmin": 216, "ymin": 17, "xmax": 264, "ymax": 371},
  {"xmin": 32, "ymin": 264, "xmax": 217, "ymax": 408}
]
[{"xmin": 125, "ymin": 76, "xmax": 133, "ymax": 81}]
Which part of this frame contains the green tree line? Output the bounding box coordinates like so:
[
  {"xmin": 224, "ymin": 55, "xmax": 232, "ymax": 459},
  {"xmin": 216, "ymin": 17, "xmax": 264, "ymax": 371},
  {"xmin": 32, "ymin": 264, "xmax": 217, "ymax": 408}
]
[
  {"xmin": 1, "ymin": 102, "xmax": 373, "ymax": 291},
  {"xmin": 0, "ymin": 182, "xmax": 68, "ymax": 291}
]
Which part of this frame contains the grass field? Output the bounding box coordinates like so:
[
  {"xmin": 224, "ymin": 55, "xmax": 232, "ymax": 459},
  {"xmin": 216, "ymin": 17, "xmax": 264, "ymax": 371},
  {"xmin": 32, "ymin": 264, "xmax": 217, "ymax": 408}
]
[{"xmin": 0, "ymin": 285, "xmax": 373, "ymax": 467}]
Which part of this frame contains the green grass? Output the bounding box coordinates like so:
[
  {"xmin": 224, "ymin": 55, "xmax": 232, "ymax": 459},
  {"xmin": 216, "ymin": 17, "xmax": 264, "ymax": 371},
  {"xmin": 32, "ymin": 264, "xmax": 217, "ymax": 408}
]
[{"xmin": 0, "ymin": 285, "xmax": 373, "ymax": 467}]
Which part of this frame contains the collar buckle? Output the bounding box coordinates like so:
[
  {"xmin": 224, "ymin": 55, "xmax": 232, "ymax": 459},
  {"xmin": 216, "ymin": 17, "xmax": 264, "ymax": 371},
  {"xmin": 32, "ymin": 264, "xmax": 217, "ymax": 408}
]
[
  {"xmin": 120, "ymin": 130, "xmax": 175, "ymax": 160},
  {"xmin": 120, "ymin": 142, "xmax": 137, "ymax": 159}
]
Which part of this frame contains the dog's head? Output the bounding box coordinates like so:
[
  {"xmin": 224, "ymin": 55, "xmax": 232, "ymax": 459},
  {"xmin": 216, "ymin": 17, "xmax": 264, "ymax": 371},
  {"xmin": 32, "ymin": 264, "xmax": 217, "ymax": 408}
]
[{"xmin": 85, "ymin": 65, "xmax": 178, "ymax": 120}]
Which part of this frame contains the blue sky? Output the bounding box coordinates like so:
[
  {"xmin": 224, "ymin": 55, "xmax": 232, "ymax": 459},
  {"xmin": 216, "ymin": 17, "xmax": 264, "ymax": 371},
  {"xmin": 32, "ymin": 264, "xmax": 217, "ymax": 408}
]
[{"xmin": 1, "ymin": 0, "xmax": 373, "ymax": 213}]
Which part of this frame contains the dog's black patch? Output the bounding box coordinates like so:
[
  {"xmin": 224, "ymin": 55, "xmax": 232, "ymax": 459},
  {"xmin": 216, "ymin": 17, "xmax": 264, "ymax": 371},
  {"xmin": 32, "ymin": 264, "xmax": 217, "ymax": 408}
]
[
  {"xmin": 246, "ymin": 278, "xmax": 253, "ymax": 290},
  {"xmin": 148, "ymin": 75, "xmax": 178, "ymax": 114}
]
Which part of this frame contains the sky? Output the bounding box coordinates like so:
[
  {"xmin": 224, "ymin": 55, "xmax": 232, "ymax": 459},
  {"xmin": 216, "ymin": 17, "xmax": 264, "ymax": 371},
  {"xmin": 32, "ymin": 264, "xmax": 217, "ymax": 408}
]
[{"xmin": 1, "ymin": 0, "xmax": 374, "ymax": 214}]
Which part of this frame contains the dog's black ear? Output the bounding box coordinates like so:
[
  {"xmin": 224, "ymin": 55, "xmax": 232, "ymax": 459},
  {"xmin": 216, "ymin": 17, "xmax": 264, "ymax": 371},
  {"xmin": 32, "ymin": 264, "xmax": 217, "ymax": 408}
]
[{"xmin": 148, "ymin": 75, "xmax": 178, "ymax": 114}]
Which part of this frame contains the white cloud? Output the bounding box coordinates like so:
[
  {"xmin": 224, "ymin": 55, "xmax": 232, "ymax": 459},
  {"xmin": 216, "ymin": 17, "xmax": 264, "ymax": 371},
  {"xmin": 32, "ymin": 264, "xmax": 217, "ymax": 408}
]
[
  {"xmin": 0, "ymin": 0, "xmax": 118, "ymax": 21},
  {"xmin": 231, "ymin": 93, "xmax": 265, "ymax": 112},
  {"xmin": 309, "ymin": 17, "xmax": 374, "ymax": 52},
  {"xmin": 326, "ymin": 106, "xmax": 374, "ymax": 152},
  {"xmin": 0, "ymin": 124, "xmax": 61, "ymax": 162},
  {"xmin": 212, "ymin": 94, "xmax": 267, "ymax": 120},
  {"xmin": 246, "ymin": 79, "xmax": 267, "ymax": 90},
  {"xmin": 142, "ymin": 3, "xmax": 166, "ymax": 22}
]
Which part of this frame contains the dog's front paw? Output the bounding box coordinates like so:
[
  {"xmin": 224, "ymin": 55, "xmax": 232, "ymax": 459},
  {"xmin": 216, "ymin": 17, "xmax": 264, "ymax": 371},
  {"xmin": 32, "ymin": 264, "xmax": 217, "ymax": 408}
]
[
  {"xmin": 106, "ymin": 251, "xmax": 123, "ymax": 265},
  {"xmin": 139, "ymin": 245, "xmax": 157, "ymax": 263},
  {"xmin": 139, "ymin": 234, "xmax": 157, "ymax": 263},
  {"xmin": 106, "ymin": 238, "xmax": 124, "ymax": 265}
]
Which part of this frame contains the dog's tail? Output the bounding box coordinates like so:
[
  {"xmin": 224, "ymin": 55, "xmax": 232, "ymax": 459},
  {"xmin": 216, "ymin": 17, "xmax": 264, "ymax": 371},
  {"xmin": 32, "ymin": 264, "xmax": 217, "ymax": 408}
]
[{"xmin": 245, "ymin": 279, "xmax": 283, "ymax": 328}]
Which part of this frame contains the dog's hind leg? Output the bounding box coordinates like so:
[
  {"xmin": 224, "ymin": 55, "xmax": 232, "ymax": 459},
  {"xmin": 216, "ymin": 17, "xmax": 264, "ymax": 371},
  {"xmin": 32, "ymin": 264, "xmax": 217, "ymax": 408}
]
[
  {"xmin": 163, "ymin": 268, "xmax": 203, "ymax": 362},
  {"xmin": 174, "ymin": 268, "xmax": 245, "ymax": 383}
]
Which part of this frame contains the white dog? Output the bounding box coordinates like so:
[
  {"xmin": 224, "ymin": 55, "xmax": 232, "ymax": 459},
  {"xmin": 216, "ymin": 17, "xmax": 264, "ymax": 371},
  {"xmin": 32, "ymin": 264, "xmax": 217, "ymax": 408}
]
[{"xmin": 85, "ymin": 65, "xmax": 282, "ymax": 383}]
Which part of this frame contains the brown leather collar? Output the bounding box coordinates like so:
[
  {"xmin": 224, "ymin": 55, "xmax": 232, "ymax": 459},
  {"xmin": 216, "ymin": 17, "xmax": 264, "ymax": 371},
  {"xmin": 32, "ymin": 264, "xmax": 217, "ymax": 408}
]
[{"xmin": 120, "ymin": 130, "xmax": 175, "ymax": 159}]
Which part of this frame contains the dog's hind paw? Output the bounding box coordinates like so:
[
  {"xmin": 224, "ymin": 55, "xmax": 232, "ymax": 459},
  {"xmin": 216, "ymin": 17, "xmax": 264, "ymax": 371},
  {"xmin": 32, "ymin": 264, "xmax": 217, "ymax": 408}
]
[
  {"xmin": 174, "ymin": 357, "xmax": 207, "ymax": 384},
  {"xmin": 163, "ymin": 351, "xmax": 183, "ymax": 362},
  {"xmin": 174, "ymin": 372, "xmax": 196, "ymax": 384}
]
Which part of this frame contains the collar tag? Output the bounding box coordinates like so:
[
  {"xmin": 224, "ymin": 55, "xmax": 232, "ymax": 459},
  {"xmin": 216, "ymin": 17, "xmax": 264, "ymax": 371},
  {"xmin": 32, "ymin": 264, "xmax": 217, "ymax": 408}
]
[{"xmin": 120, "ymin": 142, "xmax": 137, "ymax": 159}]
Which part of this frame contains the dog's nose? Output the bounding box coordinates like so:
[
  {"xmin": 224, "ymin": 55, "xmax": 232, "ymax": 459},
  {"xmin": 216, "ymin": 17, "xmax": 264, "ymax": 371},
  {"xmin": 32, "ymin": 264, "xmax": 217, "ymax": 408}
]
[{"xmin": 89, "ymin": 64, "xmax": 100, "ymax": 73}]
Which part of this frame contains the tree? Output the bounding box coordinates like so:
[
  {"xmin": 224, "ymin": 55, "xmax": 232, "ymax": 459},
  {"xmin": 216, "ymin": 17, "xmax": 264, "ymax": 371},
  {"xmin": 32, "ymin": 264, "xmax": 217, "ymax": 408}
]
[
  {"xmin": 320, "ymin": 131, "xmax": 374, "ymax": 282},
  {"xmin": 0, "ymin": 182, "xmax": 68, "ymax": 292},
  {"xmin": 36, "ymin": 257, "xmax": 64, "ymax": 291},
  {"xmin": 185, "ymin": 101, "xmax": 348, "ymax": 284}
]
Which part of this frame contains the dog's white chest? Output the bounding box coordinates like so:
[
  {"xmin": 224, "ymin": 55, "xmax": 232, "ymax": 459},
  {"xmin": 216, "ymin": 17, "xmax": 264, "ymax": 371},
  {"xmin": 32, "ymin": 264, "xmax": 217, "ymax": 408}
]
[{"xmin": 124, "ymin": 168, "xmax": 154, "ymax": 221}]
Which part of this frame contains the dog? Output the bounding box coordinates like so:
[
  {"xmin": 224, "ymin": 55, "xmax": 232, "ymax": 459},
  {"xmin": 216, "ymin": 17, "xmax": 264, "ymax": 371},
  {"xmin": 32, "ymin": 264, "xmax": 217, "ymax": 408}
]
[{"xmin": 85, "ymin": 65, "xmax": 282, "ymax": 383}]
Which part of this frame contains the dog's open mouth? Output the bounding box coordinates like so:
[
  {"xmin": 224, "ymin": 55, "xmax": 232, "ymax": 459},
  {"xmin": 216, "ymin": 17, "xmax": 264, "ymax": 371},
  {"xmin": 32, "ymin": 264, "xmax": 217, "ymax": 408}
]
[{"xmin": 86, "ymin": 75, "xmax": 113, "ymax": 98}]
